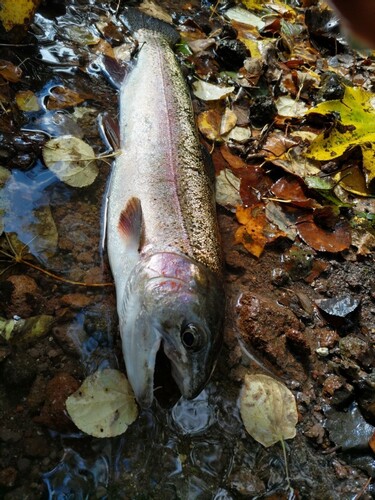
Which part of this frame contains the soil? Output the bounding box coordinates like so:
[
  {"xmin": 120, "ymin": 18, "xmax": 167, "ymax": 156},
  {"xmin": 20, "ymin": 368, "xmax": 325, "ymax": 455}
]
[{"xmin": 0, "ymin": 0, "xmax": 374, "ymax": 499}]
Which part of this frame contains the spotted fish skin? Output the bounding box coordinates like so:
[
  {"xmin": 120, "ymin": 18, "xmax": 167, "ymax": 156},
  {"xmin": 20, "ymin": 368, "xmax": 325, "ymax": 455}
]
[{"xmin": 107, "ymin": 18, "xmax": 224, "ymax": 408}]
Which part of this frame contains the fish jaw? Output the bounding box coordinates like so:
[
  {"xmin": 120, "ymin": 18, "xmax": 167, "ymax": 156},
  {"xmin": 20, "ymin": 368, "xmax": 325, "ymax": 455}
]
[{"xmin": 119, "ymin": 252, "xmax": 224, "ymax": 408}]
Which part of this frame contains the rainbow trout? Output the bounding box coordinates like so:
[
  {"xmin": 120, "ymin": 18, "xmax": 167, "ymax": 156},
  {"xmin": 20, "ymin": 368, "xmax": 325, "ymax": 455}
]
[{"xmin": 107, "ymin": 10, "xmax": 224, "ymax": 408}]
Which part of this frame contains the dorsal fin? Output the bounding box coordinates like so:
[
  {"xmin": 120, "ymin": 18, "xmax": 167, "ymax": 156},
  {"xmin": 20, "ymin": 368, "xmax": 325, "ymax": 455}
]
[{"xmin": 118, "ymin": 197, "xmax": 144, "ymax": 251}]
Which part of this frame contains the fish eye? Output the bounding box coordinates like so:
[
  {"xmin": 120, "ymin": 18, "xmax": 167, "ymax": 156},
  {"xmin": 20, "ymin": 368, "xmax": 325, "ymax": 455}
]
[{"xmin": 180, "ymin": 323, "xmax": 202, "ymax": 351}]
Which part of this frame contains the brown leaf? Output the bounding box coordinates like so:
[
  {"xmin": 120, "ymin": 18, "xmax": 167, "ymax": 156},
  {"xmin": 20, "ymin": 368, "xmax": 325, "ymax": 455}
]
[
  {"xmin": 262, "ymin": 132, "xmax": 299, "ymax": 159},
  {"xmin": 0, "ymin": 60, "xmax": 22, "ymax": 82},
  {"xmin": 220, "ymin": 144, "xmax": 248, "ymax": 170},
  {"xmin": 46, "ymin": 86, "xmax": 93, "ymax": 110},
  {"xmin": 297, "ymin": 213, "xmax": 351, "ymax": 252},
  {"xmin": 197, "ymin": 109, "xmax": 222, "ymax": 141},
  {"xmin": 270, "ymin": 177, "xmax": 318, "ymax": 208},
  {"xmin": 235, "ymin": 204, "xmax": 286, "ymax": 257}
]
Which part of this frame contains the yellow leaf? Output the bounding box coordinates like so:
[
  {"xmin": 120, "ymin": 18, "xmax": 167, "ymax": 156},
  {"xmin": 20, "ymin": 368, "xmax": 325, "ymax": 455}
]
[
  {"xmin": 235, "ymin": 205, "xmax": 285, "ymax": 257},
  {"xmin": 15, "ymin": 90, "xmax": 40, "ymax": 112},
  {"xmin": 305, "ymin": 86, "xmax": 375, "ymax": 188},
  {"xmin": 240, "ymin": 373, "xmax": 298, "ymax": 448},
  {"xmin": 0, "ymin": 0, "xmax": 41, "ymax": 32}
]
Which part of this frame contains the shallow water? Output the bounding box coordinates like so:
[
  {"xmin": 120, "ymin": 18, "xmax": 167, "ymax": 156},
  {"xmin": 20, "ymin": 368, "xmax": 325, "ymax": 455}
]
[{"xmin": 0, "ymin": 1, "xmax": 374, "ymax": 499}]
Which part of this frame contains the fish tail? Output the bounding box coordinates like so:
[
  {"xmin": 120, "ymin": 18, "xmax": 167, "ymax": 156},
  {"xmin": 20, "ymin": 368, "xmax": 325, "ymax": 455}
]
[{"xmin": 120, "ymin": 7, "xmax": 180, "ymax": 46}]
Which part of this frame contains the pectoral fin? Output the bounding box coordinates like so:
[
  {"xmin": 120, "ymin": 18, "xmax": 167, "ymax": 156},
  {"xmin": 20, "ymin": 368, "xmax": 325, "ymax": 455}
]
[{"xmin": 118, "ymin": 196, "xmax": 144, "ymax": 251}]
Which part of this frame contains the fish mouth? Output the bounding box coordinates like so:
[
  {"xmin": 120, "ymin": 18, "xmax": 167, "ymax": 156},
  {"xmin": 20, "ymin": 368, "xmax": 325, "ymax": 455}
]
[{"xmin": 153, "ymin": 344, "xmax": 181, "ymax": 408}]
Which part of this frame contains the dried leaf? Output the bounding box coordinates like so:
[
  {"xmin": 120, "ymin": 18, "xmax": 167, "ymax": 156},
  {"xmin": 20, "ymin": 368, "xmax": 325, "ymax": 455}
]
[
  {"xmin": 192, "ymin": 80, "xmax": 234, "ymax": 101},
  {"xmin": 226, "ymin": 126, "xmax": 252, "ymax": 144},
  {"xmin": 240, "ymin": 373, "xmax": 298, "ymax": 448},
  {"xmin": 275, "ymin": 96, "xmax": 309, "ymax": 117},
  {"xmin": 0, "ymin": 315, "xmax": 54, "ymax": 343},
  {"xmin": 296, "ymin": 213, "xmax": 351, "ymax": 252},
  {"xmin": 197, "ymin": 109, "xmax": 222, "ymax": 141},
  {"xmin": 42, "ymin": 135, "xmax": 99, "ymax": 188},
  {"xmin": 139, "ymin": 0, "xmax": 172, "ymax": 24},
  {"xmin": 235, "ymin": 204, "xmax": 285, "ymax": 257},
  {"xmin": 66, "ymin": 369, "xmax": 138, "ymax": 438},
  {"xmin": 225, "ymin": 7, "xmax": 265, "ymax": 30},
  {"xmin": 0, "ymin": 60, "xmax": 22, "ymax": 82},
  {"xmin": 15, "ymin": 90, "xmax": 40, "ymax": 112},
  {"xmin": 220, "ymin": 144, "xmax": 248, "ymax": 170},
  {"xmin": 47, "ymin": 86, "xmax": 93, "ymax": 111},
  {"xmin": 270, "ymin": 177, "xmax": 318, "ymax": 208},
  {"xmin": 220, "ymin": 108, "xmax": 237, "ymax": 136},
  {"xmin": 216, "ymin": 169, "xmax": 242, "ymax": 209}
]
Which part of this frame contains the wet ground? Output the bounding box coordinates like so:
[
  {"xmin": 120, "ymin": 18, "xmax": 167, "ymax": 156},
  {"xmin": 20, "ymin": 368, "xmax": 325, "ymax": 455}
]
[{"xmin": 0, "ymin": 0, "xmax": 374, "ymax": 498}]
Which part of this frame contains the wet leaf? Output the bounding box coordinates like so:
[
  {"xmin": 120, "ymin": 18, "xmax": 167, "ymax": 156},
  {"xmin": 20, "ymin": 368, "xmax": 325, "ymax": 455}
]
[
  {"xmin": 235, "ymin": 204, "xmax": 286, "ymax": 257},
  {"xmin": 47, "ymin": 87, "xmax": 93, "ymax": 110},
  {"xmin": 306, "ymin": 86, "xmax": 375, "ymax": 189},
  {"xmin": 265, "ymin": 201, "xmax": 297, "ymax": 240},
  {"xmin": 42, "ymin": 135, "xmax": 99, "ymax": 188},
  {"xmin": 275, "ymin": 96, "xmax": 309, "ymax": 118},
  {"xmin": 240, "ymin": 373, "xmax": 298, "ymax": 448},
  {"xmin": 139, "ymin": 0, "xmax": 172, "ymax": 24},
  {"xmin": 192, "ymin": 80, "xmax": 234, "ymax": 101},
  {"xmin": 60, "ymin": 25, "xmax": 100, "ymax": 46},
  {"xmin": 216, "ymin": 169, "xmax": 242, "ymax": 209},
  {"xmin": 0, "ymin": 0, "xmax": 41, "ymax": 33},
  {"xmin": 315, "ymin": 296, "xmax": 360, "ymax": 318},
  {"xmin": 197, "ymin": 109, "xmax": 222, "ymax": 141},
  {"xmin": 220, "ymin": 144, "xmax": 248, "ymax": 170},
  {"xmin": 0, "ymin": 60, "xmax": 22, "ymax": 82},
  {"xmin": 0, "ymin": 315, "xmax": 54, "ymax": 343},
  {"xmin": 334, "ymin": 164, "xmax": 374, "ymax": 197},
  {"xmin": 15, "ymin": 90, "xmax": 40, "ymax": 112},
  {"xmin": 225, "ymin": 7, "xmax": 265, "ymax": 30},
  {"xmin": 66, "ymin": 369, "xmax": 138, "ymax": 438},
  {"xmin": 296, "ymin": 213, "xmax": 351, "ymax": 252},
  {"xmin": 270, "ymin": 177, "xmax": 318, "ymax": 208}
]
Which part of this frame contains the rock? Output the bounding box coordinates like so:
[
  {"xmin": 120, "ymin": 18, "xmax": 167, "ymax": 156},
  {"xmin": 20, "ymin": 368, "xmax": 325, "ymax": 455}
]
[
  {"xmin": 227, "ymin": 468, "xmax": 265, "ymax": 497},
  {"xmin": 34, "ymin": 372, "xmax": 80, "ymax": 432},
  {"xmin": 61, "ymin": 293, "xmax": 92, "ymax": 309},
  {"xmin": 339, "ymin": 336, "xmax": 373, "ymax": 369},
  {"xmin": 2, "ymin": 351, "xmax": 37, "ymax": 387},
  {"xmin": 322, "ymin": 374, "xmax": 354, "ymax": 406},
  {"xmin": 27, "ymin": 375, "xmax": 47, "ymax": 412},
  {"xmin": 0, "ymin": 467, "xmax": 17, "ymax": 488},
  {"xmin": 286, "ymin": 328, "xmax": 312, "ymax": 356},
  {"xmin": 0, "ymin": 428, "xmax": 21, "ymax": 443},
  {"xmin": 6, "ymin": 275, "xmax": 40, "ymax": 317},
  {"xmin": 24, "ymin": 435, "xmax": 49, "ymax": 458},
  {"xmin": 52, "ymin": 322, "xmax": 86, "ymax": 357},
  {"xmin": 271, "ymin": 267, "xmax": 290, "ymax": 287}
]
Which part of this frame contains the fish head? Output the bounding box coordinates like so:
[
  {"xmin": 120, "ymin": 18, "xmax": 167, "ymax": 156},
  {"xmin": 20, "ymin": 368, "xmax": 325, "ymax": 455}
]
[{"xmin": 119, "ymin": 252, "xmax": 224, "ymax": 408}]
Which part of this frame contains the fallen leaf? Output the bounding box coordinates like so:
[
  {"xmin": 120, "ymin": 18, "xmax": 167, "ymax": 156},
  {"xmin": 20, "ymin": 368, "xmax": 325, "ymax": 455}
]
[
  {"xmin": 47, "ymin": 86, "xmax": 93, "ymax": 110},
  {"xmin": 225, "ymin": 7, "xmax": 265, "ymax": 30},
  {"xmin": 235, "ymin": 204, "xmax": 285, "ymax": 257},
  {"xmin": 334, "ymin": 164, "xmax": 374, "ymax": 197},
  {"xmin": 0, "ymin": 315, "xmax": 54, "ymax": 343},
  {"xmin": 0, "ymin": 0, "xmax": 41, "ymax": 33},
  {"xmin": 197, "ymin": 109, "xmax": 222, "ymax": 141},
  {"xmin": 220, "ymin": 108, "xmax": 238, "ymax": 136},
  {"xmin": 42, "ymin": 135, "xmax": 99, "ymax": 188},
  {"xmin": 296, "ymin": 213, "xmax": 351, "ymax": 252},
  {"xmin": 139, "ymin": 0, "xmax": 172, "ymax": 24},
  {"xmin": 192, "ymin": 80, "xmax": 235, "ymax": 101},
  {"xmin": 0, "ymin": 60, "xmax": 22, "ymax": 82},
  {"xmin": 15, "ymin": 90, "xmax": 40, "ymax": 112},
  {"xmin": 240, "ymin": 373, "xmax": 298, "ymax": 448},
  {"xmin": 306, "ymin": 86, "xmax": 375, "ymax": 189},
  {"xmin": 226, "ymin": 126, "xmax": 251, "ymax": 144},
  {"xmin": 261, "ymin": 132, "xmax": 299, "ymax": 159},
  {"xmin": 216, "ymin": 169, "xmax": 242, "ymax": 209},
  {"xmin": 66, "ymin": 369, "xmax": 138, "ymax": 438},
  {"xmin": 275, "ymin": 96, "xmax": 309, "ymax": 117},
  {"xmin": 270, "ymin": 177, "xmax": 318, "ymax": 208},
  {"xmin": 265, "ymin": 201, "xmax": 297, "ymax": 240},
  {"xmin": 60, "ymin": 25, "xmax": 100, "ymax": 46},
  {"xmin": 220, "ymin": 144, "xmax": 248, "ymax": 169}
]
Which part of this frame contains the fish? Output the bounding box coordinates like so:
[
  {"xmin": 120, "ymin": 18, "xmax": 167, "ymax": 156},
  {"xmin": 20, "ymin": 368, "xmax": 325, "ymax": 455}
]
[{"xmin": 106, "ymin": 9, "xmax": 225, "ymax": 408}]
